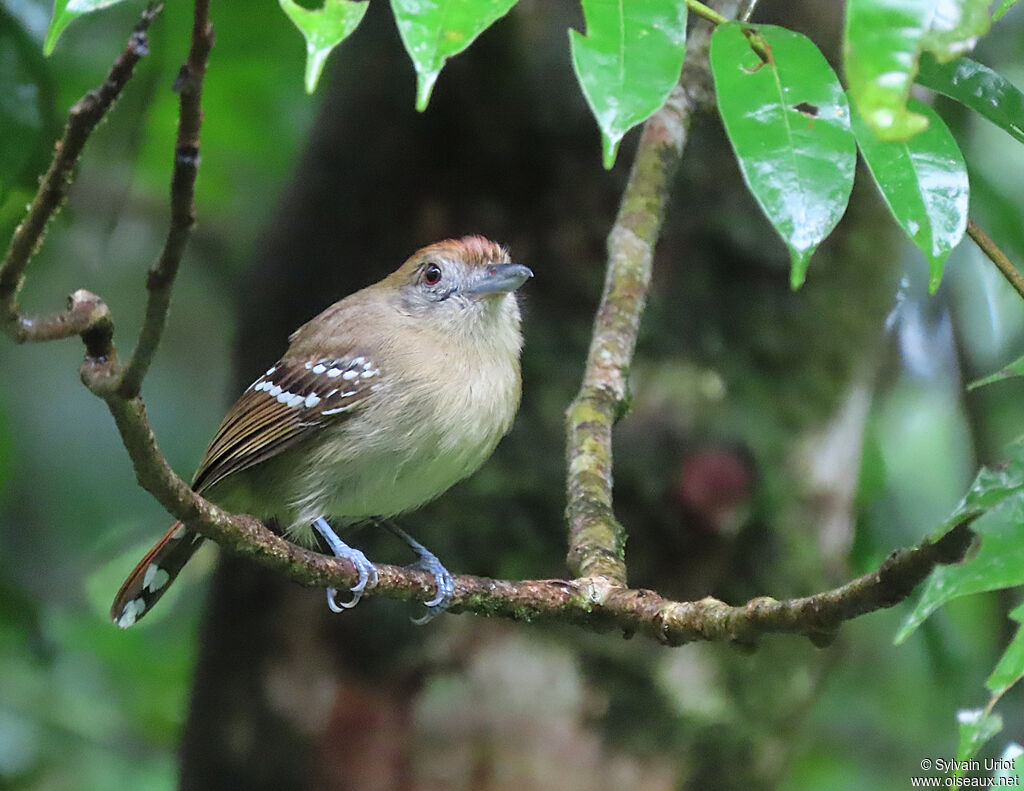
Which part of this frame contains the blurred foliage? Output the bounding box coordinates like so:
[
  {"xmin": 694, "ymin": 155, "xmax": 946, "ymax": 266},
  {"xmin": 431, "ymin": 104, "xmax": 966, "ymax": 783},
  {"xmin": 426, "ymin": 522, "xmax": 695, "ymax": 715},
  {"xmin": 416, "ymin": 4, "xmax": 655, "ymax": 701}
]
[{"xmin": 2, "ymin": 0, "xmax": 1024, "ymax": 789}]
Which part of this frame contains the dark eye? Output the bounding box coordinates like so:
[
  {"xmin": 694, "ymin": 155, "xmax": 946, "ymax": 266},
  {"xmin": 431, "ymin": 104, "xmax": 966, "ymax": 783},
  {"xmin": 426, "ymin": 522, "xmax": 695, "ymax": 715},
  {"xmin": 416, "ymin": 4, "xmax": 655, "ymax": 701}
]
[{"xmin": 422, "ymin": 263, "xmax": 442, "ymax": 286}]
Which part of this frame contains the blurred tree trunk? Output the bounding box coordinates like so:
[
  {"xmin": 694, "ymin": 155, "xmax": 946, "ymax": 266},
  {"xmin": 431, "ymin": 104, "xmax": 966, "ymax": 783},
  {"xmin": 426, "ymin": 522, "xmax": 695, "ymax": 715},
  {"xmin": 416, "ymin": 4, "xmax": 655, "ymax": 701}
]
[{"xmin": 179, "ymin": 1, "xmax": 897, "ymax": 789}]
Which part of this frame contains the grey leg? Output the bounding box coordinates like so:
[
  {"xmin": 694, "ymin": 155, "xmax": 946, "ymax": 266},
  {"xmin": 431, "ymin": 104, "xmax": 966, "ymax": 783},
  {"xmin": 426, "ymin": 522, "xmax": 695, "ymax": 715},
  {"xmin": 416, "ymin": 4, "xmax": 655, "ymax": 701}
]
[
  {"xmin": 380, "ymin": 520, "xmax": 455, "ymax": 624},
  {"xmin": 312, "ymin": 517, "xmax": 378, "ymax": 611}
]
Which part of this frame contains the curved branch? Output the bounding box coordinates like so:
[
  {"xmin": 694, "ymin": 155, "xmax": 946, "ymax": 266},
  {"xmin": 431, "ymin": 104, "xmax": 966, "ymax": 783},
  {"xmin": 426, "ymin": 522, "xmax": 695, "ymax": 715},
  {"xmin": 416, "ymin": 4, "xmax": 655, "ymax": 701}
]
[
  {"xmin": 79, "ymin": 375, "xmax": 976, "ymax": 648},
  {"xmin": 0, "ymin": 8, "xmax": 159, "ymax": 345}
]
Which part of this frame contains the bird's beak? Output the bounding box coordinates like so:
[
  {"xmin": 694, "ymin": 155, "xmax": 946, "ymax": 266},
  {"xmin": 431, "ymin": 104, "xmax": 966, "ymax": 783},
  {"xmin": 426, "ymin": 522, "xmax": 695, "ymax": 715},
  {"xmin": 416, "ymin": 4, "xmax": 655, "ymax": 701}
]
[{"xmin": 467, "ymin": 263, "xmax": 534, "ymax": 296}]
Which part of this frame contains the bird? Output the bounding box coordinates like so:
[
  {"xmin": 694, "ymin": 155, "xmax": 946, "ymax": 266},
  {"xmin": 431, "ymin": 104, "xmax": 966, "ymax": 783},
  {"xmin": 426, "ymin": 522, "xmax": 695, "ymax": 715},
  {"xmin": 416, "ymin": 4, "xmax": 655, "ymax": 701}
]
[{"xmin": 111, "ymin": 236, "xmax": 531, "ymax": 627}]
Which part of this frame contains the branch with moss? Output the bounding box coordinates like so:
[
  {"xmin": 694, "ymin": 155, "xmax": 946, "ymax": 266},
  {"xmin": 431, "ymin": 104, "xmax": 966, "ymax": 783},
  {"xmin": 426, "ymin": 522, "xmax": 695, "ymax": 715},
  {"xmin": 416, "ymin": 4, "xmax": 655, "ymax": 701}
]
[
  {"xmin": 0, "ymin": 0, "xmax": 973, "ymax": 648},
  {"xmin": 564, "ymin": 3, "xmax": 730, "ymax": 582}
]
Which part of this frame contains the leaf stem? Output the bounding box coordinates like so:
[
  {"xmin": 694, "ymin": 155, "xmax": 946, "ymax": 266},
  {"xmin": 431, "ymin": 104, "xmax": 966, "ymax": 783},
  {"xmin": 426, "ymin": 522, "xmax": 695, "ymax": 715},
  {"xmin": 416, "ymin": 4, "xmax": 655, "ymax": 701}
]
[
  {"xmin": 687, "ymin": 0, "xmax": 729, "ymax": 26},
  {"xmin": 967, "ymin": 218, "xmax": 1024, "ymax": 302}
]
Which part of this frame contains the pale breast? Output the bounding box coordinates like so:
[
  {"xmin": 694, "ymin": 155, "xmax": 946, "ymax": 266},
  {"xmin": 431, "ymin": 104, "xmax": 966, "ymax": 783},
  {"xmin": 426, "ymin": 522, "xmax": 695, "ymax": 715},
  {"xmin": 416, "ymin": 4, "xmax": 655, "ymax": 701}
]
[{"xmin": 285, "ymin": 346, "xmax": 521, "ymax": 528}]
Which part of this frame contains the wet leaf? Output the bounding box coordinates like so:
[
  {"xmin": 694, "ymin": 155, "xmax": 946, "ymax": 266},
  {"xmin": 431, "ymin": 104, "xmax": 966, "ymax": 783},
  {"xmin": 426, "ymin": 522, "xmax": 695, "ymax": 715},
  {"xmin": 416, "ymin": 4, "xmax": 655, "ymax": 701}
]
[
  {"xmin": 921, "ymin": 0, "xmax": 990, "ymax": 62},
  {"xmin": 279, "ymin": 0, "xmax": 369, "ymax": 94},
  {"xmin": 895, "ymin": 449, "xmax": 1024, "ymax": 643},
  {"xmin": 391, "ymin": 0, "xmax": 518, "ymax": 111},
  {"xmin": 986, "ymin": 603, "xmax": 1024, "ymax": 698},
  {"xmin": 916, "ymin": 54, "xmax": 1024, "ymax": 146},
  {"xmin": 851, "ymin": 97, "xmax": 968, "ymax": 292},
  {"xmin": 569, "ymin": 0, "xmax": 688, "ymax": 169},
  {"xmin": 994, "ymin": 0, "xmax": 1020, "ymax": 21},
  {"xmin": 844, "ymin": 0, "xmax": 989, "ymax": 141},
  {"xmin": 968, "ymin": 352, "xmax": 1024, "ymax": 390},
  {"xmin": 711, "ymin": 23, "xmax": 855, "ymax": 287},
  {"xmin": 44, "ymin": 0, "xmax": 130, "ymax": 56}
]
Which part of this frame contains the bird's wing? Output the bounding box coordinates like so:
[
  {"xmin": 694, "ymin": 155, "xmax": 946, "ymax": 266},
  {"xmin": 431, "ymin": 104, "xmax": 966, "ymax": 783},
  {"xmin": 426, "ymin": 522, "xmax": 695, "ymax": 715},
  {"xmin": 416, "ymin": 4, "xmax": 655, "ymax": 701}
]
[{"xmin": 192, "ymin": 355, "xmax": 381, "ymax": 493}]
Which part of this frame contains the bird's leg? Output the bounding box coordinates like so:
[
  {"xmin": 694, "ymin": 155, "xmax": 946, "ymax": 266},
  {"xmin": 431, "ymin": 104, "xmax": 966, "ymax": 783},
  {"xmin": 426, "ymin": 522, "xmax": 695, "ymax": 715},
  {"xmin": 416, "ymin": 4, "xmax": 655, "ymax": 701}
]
[
  {"xmin": 378, "ymin": 519, "xmax": 455, "ymax": 624},
  {"xmin": 312, "ymin": 517, "xmax": 378, "ymax": 611}
]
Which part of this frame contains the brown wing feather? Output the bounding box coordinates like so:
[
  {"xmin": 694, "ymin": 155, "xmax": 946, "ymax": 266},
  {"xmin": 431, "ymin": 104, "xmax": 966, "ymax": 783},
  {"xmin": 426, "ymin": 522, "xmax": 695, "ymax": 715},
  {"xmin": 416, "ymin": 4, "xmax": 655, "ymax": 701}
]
[{"xmin": 191, "ymin": 356, "xmax": 380, "ymax": 493}]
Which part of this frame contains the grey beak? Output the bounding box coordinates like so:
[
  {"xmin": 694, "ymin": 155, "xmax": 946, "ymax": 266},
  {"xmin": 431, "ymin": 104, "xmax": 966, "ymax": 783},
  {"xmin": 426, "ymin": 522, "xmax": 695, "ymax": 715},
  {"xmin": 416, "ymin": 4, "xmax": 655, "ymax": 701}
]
[{"xmin": 468, "ymin": 263, "xmax": 534, "ymax": 296}]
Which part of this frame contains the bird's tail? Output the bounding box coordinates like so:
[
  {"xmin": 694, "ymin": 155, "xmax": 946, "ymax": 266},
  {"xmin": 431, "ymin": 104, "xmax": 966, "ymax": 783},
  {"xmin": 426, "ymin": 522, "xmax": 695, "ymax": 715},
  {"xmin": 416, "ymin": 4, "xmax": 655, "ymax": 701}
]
[{"xmin": 110, "ymin": 522, "xmax": 204, "ymax": 628}]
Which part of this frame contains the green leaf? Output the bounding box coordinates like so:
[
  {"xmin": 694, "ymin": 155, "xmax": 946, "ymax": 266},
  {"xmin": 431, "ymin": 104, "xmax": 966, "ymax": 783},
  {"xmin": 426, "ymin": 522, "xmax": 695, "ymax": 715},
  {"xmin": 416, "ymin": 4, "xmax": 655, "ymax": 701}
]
[
  {"xmin": 851, "ymin": 97, "xmax": 968, "ymax": 292},
  {"xmin": 968, "ymin": 352, "xmax": 1024, "ymax": 390},
  {"xmin": 44, "ymin": 0, "xmax": 131, "ymax": 56},
  {"xmin": 956, "ymin": 708, "xmax": 1003, "ymax": 768},
  {"xmin": 994, "ymin": 0, "xmax": 1020, "ymax": 21},
  {"xmin": 569, "ymin": 0, "xmax": 688, "ymax": 169},
  {"xmin": 844, "ymin": 0, "xmax": 989, "ymax": 141},
  {"xmin": 710, "ymin": 23, "xmax": 856, "ymax": 288},
  {"xmin": 895, "ymin": 455, "xmax": 1024, "ymax": 643},
  {"xmin": 279, "ymin": 0, "xmax": 369, "ymax": 94},
  {"xmin": 986, "ymin": 602, "xmax": 1024, "ymax": 698},
  {"xmin": 391, "ymin": 0, "xmax": 518, "ymax": 112},
  {"xmin": 920, "ymin": 0, "xmax": 990, "ymax": 62},
  {"xmin": 843, "ymin": 0, "xmax": 932, "ymax": 140},
  {"xmin": 916, "ymin": 54, "xmax": 1024, "ymax": 146}
]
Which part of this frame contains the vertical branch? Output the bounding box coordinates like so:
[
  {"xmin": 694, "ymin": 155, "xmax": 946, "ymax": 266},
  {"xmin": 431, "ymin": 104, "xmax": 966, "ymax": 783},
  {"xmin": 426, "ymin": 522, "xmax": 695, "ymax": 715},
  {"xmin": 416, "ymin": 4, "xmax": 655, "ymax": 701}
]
[
  {"xmin": 563, "ymin": 5, "xmax": 742, "ymax": 582},
  {"xmin": 0, "ymin": 9, "xmax": 159, "ymax": 344},
  {"xmin": 565, "ymin": 105, "xmax": 695, "ymax": 581},
  {"xmin": 119, "ymin": 0, "xmax": 214, "ymax": 398}
]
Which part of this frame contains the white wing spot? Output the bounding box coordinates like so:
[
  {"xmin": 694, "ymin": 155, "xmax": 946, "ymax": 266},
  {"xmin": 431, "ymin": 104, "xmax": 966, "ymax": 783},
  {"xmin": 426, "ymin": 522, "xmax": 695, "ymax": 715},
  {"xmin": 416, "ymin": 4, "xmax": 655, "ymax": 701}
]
[
  {"xmin": 117, "ymin": 597, "xmax": 146, "ymax": 628},
  {"xmin": 351, "ymin": 356, "xmax": 365, "ymax": 366},
  {"xmin": 265, "ymin": 366, "xmax": 276, "ymax": 377},
  {"xmin": 326, "ymin": 368, "xmax": 342, "ymax": 378},
  {"xmin": 143, "ymin": 563, "xmax": 171, "ymax": 593},
  {"xmin": 312, "ymin": 363, "xmax": 327, "ymax": 375},
  {"xmin": 287, "ymin": 393, "xmax": 305, "ymax": 408},
  {"xmin": 304, "ymin": 393, "xmax": 321, "ymax": 408},
  {"xmin": 321, "ymin": 404, "xmax": 352, "ymax": 415},
  {"xmin": 268, "ymin": 384, "xmax": 283, "ymax": 398},
  {"xmin": 342, "ymin": 369, "xmax": 358, "ymax": 380}
]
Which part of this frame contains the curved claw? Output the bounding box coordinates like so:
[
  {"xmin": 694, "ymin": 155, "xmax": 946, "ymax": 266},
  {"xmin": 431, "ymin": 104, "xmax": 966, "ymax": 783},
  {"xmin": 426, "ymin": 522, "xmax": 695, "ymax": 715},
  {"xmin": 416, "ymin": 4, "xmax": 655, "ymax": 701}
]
[
  {"xmin": 312, "ymin": 516, "xmax": 378, "ymax": 615},
  {"xmin": 408, "ymin": 554, "xmax": 454, "ymax": 624},
  {"xmin": 376, "ymin": 520, "xmax": 454, "ymax": 623},
  {"xmin": 326, "ymin": 586, "xmax": 362, "ymax": 612}
]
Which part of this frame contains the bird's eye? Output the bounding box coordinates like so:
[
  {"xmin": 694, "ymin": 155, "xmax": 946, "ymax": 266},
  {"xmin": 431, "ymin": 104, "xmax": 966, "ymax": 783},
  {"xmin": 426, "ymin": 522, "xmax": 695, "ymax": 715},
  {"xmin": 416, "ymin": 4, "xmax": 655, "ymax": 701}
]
[{"xmin": 422, "ymin": 263, "xmax": 442, "ymax": 286}]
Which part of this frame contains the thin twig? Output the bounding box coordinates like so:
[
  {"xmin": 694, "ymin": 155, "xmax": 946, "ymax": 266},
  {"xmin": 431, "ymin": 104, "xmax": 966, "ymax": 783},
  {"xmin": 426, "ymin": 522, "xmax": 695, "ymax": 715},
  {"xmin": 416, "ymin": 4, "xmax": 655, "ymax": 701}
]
[
  {"xmin": 967, "ymin": 218, "xmax": 1024, "ymax": 302},
  {"xmin": 0, "ymin": 8, "xmax": 159, "ymax": 344},
  {"xmin": 119, "ymin": 0, "xmax": 214, "ymax": 398}
]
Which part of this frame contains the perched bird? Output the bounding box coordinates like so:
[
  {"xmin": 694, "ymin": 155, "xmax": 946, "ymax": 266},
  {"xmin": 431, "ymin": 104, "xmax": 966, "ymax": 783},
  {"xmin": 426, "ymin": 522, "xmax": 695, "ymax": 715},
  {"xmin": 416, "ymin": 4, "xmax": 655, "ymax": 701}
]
[{"xmin": 112, "ymin": 236, "xmax": 531, "ymax": 627}]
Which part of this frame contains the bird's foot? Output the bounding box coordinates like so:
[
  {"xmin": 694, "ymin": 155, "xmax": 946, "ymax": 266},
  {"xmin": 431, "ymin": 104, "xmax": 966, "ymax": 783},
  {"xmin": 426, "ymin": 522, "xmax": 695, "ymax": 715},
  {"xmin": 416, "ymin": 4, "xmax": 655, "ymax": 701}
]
[
  {"xmin": 312, "ymin": 517, "xmax": 379, "ymax": 611},
  {"xmin": 381, "ymin": 521, "xmax": 454, "ymax": 624}
]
